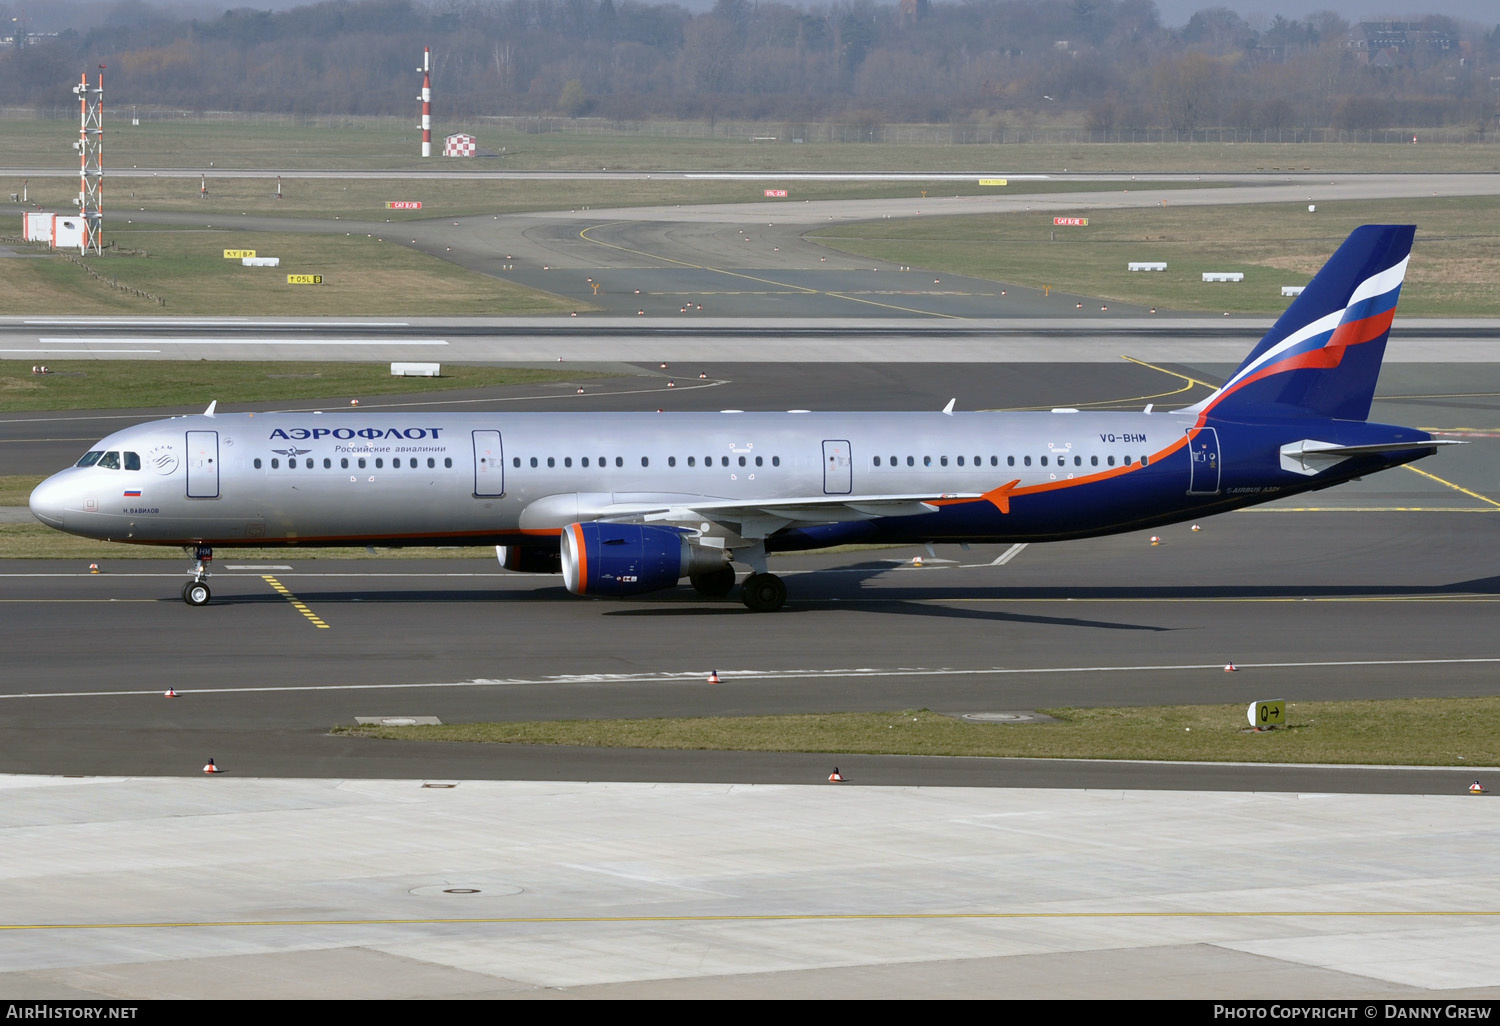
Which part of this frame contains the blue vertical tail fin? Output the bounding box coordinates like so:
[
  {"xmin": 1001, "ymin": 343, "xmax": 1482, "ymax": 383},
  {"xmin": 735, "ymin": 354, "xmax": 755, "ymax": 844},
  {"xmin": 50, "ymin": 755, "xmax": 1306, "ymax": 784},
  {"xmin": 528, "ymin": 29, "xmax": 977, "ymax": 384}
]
[{"xmin": 1186, "ymin": 224, "xmax": 1414, "ymax": 422}]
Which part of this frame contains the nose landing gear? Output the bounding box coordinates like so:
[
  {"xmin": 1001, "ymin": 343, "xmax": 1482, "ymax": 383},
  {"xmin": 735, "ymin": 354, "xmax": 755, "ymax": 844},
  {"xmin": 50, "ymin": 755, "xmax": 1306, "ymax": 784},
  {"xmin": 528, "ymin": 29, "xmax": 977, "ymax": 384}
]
[{"xmin": 182, "ymin": 545, "xmax": 213, "ymax": 606}]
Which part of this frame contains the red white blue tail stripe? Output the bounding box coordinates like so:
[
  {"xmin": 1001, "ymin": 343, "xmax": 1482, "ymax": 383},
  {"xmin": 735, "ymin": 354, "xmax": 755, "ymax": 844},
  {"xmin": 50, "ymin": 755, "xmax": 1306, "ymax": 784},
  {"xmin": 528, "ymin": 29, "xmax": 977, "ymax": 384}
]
[{"xmin": 1185, "ymin": 225, "xmax": 1414, "ymax": 423}]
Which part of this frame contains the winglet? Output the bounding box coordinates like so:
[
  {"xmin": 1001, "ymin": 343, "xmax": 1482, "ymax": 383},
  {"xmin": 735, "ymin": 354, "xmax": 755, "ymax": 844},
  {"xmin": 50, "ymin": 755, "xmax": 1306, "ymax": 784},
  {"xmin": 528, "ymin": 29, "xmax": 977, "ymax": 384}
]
[
  {"xmin": 942, "ymin": 398, "xmax": 956, "ymax": 415},
  {"xmin": 203, "ymin": 400, "xmax": 217, "ymax": 417}
]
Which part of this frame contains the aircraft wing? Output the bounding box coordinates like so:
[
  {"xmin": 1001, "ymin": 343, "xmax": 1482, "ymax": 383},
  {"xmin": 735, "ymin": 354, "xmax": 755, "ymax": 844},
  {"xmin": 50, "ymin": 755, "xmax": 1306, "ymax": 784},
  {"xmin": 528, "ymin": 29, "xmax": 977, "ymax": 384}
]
[{"xmin": 593, "ymin": 492, "xmax": 980, "ymax": 541}]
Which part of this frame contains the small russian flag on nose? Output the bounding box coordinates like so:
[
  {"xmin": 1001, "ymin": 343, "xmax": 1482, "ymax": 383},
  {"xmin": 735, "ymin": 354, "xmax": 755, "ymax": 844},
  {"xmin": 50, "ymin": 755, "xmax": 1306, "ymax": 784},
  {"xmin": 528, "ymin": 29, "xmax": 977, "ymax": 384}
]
[{"xmin": 123, "ymin": 490, "xmax": 141, "ymax": 497}]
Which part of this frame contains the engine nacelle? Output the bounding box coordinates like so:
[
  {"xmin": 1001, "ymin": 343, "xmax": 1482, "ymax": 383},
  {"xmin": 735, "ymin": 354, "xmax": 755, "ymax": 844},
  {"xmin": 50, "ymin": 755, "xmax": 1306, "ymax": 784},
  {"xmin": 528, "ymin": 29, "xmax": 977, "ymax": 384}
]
[
  {"xmin": 561, "ymin": 522, "xmax": 725, "ymax": 597},
  {"xmin": 495, "ymin": 544, "xmax": 562, "ymax": 574}
]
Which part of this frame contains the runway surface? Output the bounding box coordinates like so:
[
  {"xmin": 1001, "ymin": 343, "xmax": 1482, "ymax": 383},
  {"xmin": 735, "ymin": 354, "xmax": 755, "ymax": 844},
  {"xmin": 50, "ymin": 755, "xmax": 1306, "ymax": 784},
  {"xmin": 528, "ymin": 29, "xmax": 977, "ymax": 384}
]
[{"xmin": 3, "ymin": 172, "xmax": 1500, "ymax": 999}]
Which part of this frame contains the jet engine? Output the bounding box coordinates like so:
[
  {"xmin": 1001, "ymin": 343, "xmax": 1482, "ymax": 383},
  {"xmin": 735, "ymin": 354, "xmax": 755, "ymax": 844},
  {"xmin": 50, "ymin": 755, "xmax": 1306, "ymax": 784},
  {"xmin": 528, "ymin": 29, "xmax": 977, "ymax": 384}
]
[{"xmin": 561, "ymin": 522, "xmax": 727, "ymax": 597}]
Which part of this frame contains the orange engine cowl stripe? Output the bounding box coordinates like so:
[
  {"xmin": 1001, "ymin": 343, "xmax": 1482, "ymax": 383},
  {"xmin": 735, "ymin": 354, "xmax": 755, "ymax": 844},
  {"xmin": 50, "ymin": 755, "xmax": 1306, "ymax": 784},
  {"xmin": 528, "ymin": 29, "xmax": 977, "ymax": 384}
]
[{"xmin": 568, "ymin": 522, "xmax": 588, "ymax": 594}]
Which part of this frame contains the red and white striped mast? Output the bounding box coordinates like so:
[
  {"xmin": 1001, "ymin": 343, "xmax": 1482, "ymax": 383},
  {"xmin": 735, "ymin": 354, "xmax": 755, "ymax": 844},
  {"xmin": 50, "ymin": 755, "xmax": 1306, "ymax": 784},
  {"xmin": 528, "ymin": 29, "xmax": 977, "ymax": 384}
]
[
  {"xmin": 419, "ymin": 47, "xmax": 431, "ymax": 157},
  {"xmin": 72, "ymin": 65, "xmax": 103, "ymax": 255}
]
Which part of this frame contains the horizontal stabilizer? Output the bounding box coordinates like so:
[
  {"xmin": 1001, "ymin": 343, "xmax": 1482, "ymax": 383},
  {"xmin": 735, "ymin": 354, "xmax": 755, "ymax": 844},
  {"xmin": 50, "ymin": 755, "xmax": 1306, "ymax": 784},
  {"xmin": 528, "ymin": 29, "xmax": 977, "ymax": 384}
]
[{"xmin": 1279, "ymin": 438, "xmax": 1462, "ymax": 476}]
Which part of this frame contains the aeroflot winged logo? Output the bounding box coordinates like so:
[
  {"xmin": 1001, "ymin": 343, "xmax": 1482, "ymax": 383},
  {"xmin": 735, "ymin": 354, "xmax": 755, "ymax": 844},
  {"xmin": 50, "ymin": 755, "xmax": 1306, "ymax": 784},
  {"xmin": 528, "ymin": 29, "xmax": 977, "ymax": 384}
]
[{"xmin": 269, "ymin": 427, "xmax": 445, "ymax": 440}]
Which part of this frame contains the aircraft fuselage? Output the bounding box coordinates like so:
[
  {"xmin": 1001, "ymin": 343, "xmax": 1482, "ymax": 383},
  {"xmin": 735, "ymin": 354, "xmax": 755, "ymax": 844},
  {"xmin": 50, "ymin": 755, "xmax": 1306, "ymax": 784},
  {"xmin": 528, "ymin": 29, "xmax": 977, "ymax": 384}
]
[{"xmin": 28, "ymin": 407, "xmax": 1433, "ymax": 551}]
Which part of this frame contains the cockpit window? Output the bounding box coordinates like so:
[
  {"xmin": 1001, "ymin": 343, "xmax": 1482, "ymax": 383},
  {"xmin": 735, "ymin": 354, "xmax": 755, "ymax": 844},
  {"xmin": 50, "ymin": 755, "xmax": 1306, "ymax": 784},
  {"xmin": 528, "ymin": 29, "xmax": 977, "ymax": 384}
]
[
  {"xmin": 75, "ymin": 451, "xmax": 103, "ymax": 467},
  {"xmin": 124, "ymin": 452, "xmax": 141, "ymax": 471},
  {"xmin": 96, "ymin": 451, "xmax": 121, "ymax": 470}
]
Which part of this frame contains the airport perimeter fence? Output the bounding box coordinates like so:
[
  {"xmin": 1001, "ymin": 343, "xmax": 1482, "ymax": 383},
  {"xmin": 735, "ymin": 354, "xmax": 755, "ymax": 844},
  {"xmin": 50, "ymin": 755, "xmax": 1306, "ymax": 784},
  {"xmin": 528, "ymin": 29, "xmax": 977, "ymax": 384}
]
[{"xmin": 5, "ymin": 107, "xmax": 1498, "ymax": 147}]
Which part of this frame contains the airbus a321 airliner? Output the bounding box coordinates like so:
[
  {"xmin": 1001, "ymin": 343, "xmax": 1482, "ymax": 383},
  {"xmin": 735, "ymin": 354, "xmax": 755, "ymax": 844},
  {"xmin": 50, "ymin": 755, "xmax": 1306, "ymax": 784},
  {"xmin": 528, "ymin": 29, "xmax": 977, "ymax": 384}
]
[{"xmin": 30, "ymin": 224, "xmax": 1457, "ymax": 611}]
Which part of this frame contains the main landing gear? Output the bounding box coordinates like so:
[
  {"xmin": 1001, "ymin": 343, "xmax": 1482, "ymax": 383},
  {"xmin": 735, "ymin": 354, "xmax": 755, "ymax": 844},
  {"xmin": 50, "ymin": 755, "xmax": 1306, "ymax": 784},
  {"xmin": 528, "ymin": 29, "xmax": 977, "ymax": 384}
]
[
  {"xmin": 689, "ymin": 563, "xmax": 785, "ymax": 612},
  {"xmin": 182, "ymin": 545, "xmax": 212, "ymax": 606},
  {"xmin": 739, "ymin": 572, "xmax": 787, "ymax": 613}
]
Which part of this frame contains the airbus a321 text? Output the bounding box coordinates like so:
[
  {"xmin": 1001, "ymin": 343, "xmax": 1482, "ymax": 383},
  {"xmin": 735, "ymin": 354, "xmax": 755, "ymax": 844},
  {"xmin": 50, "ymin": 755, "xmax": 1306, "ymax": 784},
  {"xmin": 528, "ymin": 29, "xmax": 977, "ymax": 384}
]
[{"xmin": 30, "ymin": 225, "xmax": 1457, "ymax": 612}]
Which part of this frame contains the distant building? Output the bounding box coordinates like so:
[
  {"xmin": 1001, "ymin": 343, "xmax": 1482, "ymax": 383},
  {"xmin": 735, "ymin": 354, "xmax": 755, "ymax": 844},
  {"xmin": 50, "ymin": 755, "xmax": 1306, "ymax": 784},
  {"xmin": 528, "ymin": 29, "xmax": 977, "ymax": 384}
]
[{"xmin": 1346, "ymin": 22, "xmax": 1456, "ymax": 67}]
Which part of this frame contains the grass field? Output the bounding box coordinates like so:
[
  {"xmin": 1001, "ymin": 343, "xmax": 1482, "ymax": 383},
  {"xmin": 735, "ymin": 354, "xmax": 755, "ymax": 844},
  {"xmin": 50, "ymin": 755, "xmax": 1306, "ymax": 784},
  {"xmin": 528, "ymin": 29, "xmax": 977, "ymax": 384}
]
[
  {"xmin": 0, "ymin": 229, "xmax": 585, "ymax": 316},
  {"xmin": 3, "ymin": 116, "xmax": 1494, "ymax": 316},
  {"xmin": 4, "ymin": 117, "xmax": 1498, "ymax": 173},
  {"xmin": 810, "ymin": 195, "xmax": 1500, "ymax": 316},
  {"xmin": 14, "ymin": 191, "xmax": 1497, "ymax": 318},
  {"xmin": 334, "ymin": 697, "xmax": 1500, "ymax": 767}
]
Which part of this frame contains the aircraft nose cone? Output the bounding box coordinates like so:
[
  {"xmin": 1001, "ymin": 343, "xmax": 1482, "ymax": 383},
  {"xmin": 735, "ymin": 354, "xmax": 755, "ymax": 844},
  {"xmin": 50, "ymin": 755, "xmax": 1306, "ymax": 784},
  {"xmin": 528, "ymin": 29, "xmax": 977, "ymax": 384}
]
[{"xmin": 28, "ymin": 475, "xmax": 68, "ymax": 528}]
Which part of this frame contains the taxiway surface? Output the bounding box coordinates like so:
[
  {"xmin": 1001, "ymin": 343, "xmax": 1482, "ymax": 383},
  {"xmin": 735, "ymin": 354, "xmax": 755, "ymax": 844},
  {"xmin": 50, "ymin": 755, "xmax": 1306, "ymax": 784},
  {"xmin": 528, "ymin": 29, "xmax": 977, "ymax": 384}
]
[{"xmin": 3, "ymin": 359, "xmax": 1497, "ymax": 792}]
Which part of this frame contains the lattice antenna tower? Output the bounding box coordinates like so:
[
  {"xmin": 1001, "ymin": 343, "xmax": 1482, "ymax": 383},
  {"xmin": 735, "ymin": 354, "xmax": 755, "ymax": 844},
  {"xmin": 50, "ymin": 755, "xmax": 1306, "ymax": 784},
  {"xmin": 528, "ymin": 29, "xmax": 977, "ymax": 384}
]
[{"xmin": 72, "ymin": 68, "xmax": 103, "ymax": 255}]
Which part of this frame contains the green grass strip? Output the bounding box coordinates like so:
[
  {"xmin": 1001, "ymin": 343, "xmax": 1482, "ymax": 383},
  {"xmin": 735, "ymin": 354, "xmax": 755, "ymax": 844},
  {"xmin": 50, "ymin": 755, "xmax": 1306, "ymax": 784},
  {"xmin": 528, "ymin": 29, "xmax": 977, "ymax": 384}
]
[
  {"xmin": 333, "ymin": 699, "xmax": 1500, "ymax": 767},
  {"xmin": 812, "ymin": 195, "xmax": 1500, "ymax": 316}
]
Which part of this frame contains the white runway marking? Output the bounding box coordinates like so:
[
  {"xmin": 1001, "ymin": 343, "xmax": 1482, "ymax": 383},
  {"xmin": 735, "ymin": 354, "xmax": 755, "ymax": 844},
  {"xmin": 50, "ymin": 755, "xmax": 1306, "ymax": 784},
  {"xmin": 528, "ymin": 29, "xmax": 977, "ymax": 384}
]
[
  {"xmin": 0, "ymin": 348, "xmax": 161, "ymax": 354},
  {"xmin": 36, "ymin": 337, "xmax": 448, "ymax": 346},
  {"xmin": 990, "ymin": 543, "xmax": 1028, "ymax": 566},
  {"xmin": 5, "ymin": 657, "xmax": 1500, "ymax": 701}
]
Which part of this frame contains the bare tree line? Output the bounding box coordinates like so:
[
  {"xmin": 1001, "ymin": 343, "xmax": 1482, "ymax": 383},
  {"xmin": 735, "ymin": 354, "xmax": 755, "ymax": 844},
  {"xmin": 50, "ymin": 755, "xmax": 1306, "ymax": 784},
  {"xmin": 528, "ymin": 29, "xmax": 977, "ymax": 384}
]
[{"xmin": 1, "ymin": 0, "xmax": 1497, "ymax": 134}]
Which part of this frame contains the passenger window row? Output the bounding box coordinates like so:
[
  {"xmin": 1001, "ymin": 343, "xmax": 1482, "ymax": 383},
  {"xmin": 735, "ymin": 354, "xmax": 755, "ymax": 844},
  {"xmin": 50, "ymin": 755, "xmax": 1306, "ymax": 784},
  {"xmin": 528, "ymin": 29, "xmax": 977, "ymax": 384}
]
[
  {"xmin": 255, "ymin": 456, "xmax": 454, "ymax": 470},
  {"xmin": 513, "ymin": 455, "xmax": 782, "ymax": 469},
  {"xmin": 872, "ymin": 453, "xmax": 1148, "ymax": 468}
]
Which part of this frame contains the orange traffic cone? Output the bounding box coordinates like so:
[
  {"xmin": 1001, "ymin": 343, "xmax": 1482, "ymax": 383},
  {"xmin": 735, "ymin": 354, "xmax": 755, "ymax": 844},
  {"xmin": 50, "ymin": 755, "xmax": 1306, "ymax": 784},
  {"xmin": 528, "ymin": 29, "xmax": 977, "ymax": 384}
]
[
  {"xmin": 1224, "ymin": 662, "xmax": 1238, "ymax": 672},
  {"xmin": 164, "ymin": 688, "xmax": 178, "ymax": 698},
  {"xmin": 707, "ymin": 670, "xmax": 721, "ymax": 684},
  {"xmin": 203, "ymin": 759, "xmax": 221, "ymax": 774},
  {"xmin": 828, "ymin": 768, "xmax": 844, "ymax": 782},
  {"xmin": 88, "ymin": 563, "xmax": 99, "ymax": 573},
  {"xmin": 1191, "ymin": 524, "xmax": 1201, "ymax": 532},
  {"xmin": 1150, "ymin": 536, "xmax": 1161, "ymax": 546},
  {"xmin": 1471, "ymin": 781, "xmax": 1486, "ymax": 794}
]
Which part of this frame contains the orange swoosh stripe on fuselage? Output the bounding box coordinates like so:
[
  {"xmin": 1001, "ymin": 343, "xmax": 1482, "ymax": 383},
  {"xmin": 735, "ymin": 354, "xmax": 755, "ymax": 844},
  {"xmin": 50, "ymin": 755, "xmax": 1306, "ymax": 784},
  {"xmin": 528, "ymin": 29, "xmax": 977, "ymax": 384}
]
[{"xmin": 932, "ymin": 433, "xmax": 1192, "ymax": 513}]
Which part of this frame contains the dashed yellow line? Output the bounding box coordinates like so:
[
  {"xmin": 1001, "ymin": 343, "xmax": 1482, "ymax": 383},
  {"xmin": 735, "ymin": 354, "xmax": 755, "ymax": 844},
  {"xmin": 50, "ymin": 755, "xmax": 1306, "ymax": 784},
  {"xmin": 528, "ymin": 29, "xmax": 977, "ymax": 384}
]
[
  {"xmin": 1401, "ymin": 464, "xmax": 1500, "ymax": 509},
  {"xmin": 1119, "ymin": 354, "xmax": 1221, "ymax": 393},
  {"xmin": 261, "ymin": 575, "xmax": 330, "ymax": 629}
]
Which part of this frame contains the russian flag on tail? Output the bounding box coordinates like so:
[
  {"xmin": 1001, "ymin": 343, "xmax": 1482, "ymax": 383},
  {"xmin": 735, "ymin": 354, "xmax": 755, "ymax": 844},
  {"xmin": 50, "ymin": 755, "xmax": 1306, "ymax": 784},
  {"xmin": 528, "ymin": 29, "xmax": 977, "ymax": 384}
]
[{"xmin": 1188, "ymin": 225, "xmax": 1415, "ymax": 424}]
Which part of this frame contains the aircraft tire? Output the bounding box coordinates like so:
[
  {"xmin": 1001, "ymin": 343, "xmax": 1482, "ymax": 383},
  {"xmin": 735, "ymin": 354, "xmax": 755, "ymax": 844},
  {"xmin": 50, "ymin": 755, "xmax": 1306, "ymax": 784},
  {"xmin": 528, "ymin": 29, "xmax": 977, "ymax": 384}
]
[
  {"xmin": 740, "ymin": 572, "xmax": 786, "ymax": 613},
  {"xmin": 182, "ymin": 581, "xmax": 211, "ymax": 607},
  {"xmin": 690, "ymin": 565, "xmax": 737, "ymax": 597}
]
